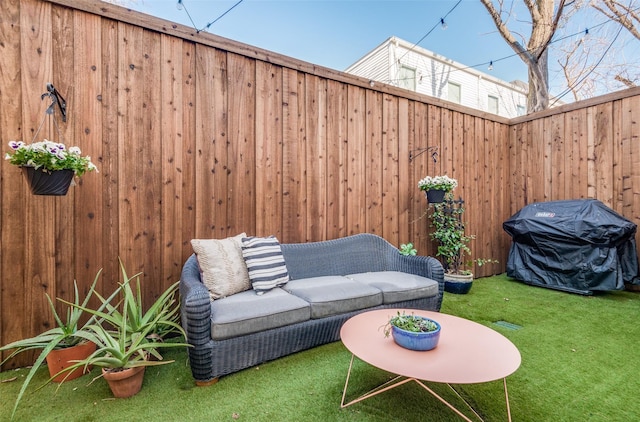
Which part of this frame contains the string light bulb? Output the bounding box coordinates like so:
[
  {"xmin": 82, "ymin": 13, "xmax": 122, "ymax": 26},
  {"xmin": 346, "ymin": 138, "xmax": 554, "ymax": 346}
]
[
  {"xmin": 488, "ymin": 61, "xmax": 494, "ymax": 71},
  {"xmin": 177, "ymin": 0, "xmax": 184, "ymax": 10},
  {"xmin": 440, "ymin": 18, "xmax": 448, "ymax": 30}
]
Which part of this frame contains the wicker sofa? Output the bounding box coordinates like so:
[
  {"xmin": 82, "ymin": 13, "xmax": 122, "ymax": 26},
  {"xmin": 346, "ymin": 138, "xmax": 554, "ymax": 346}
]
[{"xmin": 179, "ymin": 233, "xmax": 444, "ymax": 385}]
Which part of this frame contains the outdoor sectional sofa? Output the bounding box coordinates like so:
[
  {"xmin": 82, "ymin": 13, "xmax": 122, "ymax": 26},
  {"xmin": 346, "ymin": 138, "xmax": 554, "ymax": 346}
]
[{"xmin": 179, "ymin": 233, "xmax": 445, "ymax": 385}]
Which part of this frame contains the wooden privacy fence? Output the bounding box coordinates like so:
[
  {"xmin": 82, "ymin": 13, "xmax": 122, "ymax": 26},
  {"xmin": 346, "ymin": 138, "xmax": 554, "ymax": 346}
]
[{"xmin": 1, "ymin": 0, "xmax": 639, "ymax": 368}]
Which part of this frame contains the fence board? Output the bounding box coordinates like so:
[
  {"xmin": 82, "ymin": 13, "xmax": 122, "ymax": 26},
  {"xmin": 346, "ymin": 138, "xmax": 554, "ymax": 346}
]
[
  {"xmin": 0, "ymin": 0, "xmax": 28, "ymax": 367},
  {"xmin": 180, "ymin": 42, "xmax": 197, "ymax": 258},
  {"xmin": 397, "ymin": 98, "xmax": 410, "ymax": 247},
  {"xmin": 282, "ymin": 69, "xmax": 306, "ymax": 242},
  {"xmin": 366, "ymin": 90, "xmax": 383, "ymax": 236},
  {"xmin": 305, "ymin": 74, "xmax": 327, "ymax": 240},
  {"xmin": 160, "ymin": 34, "xmax": 185, "ymax": 283},
  {"xmin": 326, "ymin": 80, "xmax": 347, "ymax": 240},
  {"xmin": 255, "ymin": 62, "xmax": 284, "ymax": 238},
  {"xmin": 100, "ymin": 18, "xmax": 120, "ymax": 292},
  {"xmin": 346, "ymin": 85, "xmax": 366, "ymax": 236},
  {"xmin": 227, "ymin": 54, "xmax": 256, "ymax": 237},
  {"xmin": 382, "ymin": 94, "xmax": 399, "ymax": 245}
]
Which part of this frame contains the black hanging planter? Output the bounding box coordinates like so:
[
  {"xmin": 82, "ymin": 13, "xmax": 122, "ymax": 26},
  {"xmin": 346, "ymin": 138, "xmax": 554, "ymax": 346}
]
[
  {"xmin": 425, "ymin": 189, "xmax": 446, "ymax": 203},
  {"xmin": 21, "ymin": 167, "xmax": 74, "ymax": 196}
]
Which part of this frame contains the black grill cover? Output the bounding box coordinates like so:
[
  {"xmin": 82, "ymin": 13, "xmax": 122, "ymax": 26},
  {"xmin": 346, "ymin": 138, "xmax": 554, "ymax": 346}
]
[{"xmin": 503, "ymin": 199, "xmax": 640, "ymax": 294}]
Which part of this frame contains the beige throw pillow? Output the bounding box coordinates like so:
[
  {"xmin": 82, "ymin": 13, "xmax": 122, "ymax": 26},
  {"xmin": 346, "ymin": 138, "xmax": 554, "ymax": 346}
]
[{"xmin": 191, "ymin": 233, "xmax": 251, "ymax": 299}]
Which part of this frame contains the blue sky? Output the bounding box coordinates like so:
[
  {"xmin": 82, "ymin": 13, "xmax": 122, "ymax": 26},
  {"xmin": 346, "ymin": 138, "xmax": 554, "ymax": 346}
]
[{"xmin": 127, "ymin": 0, "xmax": 530, "ymax": 84}]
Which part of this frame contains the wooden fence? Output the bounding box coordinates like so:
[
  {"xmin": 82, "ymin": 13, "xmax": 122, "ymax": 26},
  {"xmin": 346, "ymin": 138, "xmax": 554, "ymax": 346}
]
[{"xmin": 1, "ymin": 0, "xmax": 639, "ymax": 368}]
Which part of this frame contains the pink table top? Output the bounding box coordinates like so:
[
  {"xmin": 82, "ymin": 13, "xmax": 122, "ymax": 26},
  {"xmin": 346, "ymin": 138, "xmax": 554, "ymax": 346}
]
[{"xmin": 340, "ymin": 309, "xmax": 521, "ymax": 384}]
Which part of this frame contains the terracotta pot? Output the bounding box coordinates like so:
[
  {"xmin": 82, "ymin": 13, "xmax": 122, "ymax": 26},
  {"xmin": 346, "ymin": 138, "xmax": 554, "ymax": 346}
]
[
  {"xmin": 102, "ymin": 366, "xmax": 146, "ymax": 398},
  {"xmin": 46, "ymin": 341, "xmax": 96, "ymax": 382}
]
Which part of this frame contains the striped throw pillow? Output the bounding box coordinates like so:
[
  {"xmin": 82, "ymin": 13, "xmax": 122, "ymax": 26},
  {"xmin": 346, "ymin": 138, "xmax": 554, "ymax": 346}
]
[{"xmin": 241, "ymin": 236, "xmax": 289, "ymax": 295}]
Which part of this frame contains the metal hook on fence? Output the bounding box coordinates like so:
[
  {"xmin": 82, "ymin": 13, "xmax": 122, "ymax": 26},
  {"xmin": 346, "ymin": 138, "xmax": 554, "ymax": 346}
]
[
  {"xmin": 32, "ymin": 83, "xmax": 67, "ymax": 143},
  {"xmin": 409, "ymin": 146, "xmax": 438, "ymax": 163},
  {"xmin": 42, "ymin": 83, "xmax": 67, "ymax": 122}
]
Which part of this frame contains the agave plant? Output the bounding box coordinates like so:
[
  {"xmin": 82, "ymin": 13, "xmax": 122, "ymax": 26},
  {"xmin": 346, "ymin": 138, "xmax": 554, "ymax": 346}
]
[
  {"xmin": 55, "ymin": 260, "xmax": 189, "ymax": 376},
  {"xmin": 0, "ymin": 270, "xmax": 117, "ymax": 419},
  {"xmin": 64, "ymin": 260, "xmax": 185, "ymax": 345}
]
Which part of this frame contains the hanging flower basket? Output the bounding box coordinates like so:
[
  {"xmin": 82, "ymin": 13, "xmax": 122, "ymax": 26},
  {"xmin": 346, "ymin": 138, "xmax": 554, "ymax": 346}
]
[
  {"xmin": 21, "ymin": 166, "xmax": 75, "ymax": 196},
  {"xmin": 418, "ymin": 175, "xmax": 457, "ymax": 204},
  {"xmin": 425, "ymin": 189, "xmax": 446, "ymax": 203},
  {"xmin": 4, "ymin": 84, "xmax": 97, "ymax": 196}
]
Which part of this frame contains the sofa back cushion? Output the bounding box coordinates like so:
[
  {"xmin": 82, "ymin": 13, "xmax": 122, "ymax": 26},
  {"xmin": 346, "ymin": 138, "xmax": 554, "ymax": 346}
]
[{"xmin": 281, "ymin": 233, "xmax": 391, "ymax": 280}]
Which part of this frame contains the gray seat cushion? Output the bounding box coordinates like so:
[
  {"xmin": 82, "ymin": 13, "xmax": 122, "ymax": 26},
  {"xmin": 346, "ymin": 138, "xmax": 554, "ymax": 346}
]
[
  {"xmin": 346, "ymin": 271, "xmax": 439, "ymax": 304},
  {"xmin": 210, "ymin": 288, "xmax": 310, "ymax": 340},
  {"xmin": 284, "ymin": 276, "xmax": 382, "ymax": 318}
]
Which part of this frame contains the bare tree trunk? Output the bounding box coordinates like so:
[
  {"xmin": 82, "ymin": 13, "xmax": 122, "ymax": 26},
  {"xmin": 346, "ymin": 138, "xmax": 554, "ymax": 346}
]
[
  {"xmin": 481, "ymin": 0, "xmax": 566, "ymax": 113},
  {"xmin": 528, "ymin": 49, "xmax": 550, "ymax": 111}
]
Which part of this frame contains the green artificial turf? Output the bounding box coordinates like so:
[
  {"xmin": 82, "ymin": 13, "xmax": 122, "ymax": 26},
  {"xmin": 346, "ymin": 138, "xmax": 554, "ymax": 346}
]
[{"xmin": 1, "ymin": 274, "xmax": 638, "ymax": 421}]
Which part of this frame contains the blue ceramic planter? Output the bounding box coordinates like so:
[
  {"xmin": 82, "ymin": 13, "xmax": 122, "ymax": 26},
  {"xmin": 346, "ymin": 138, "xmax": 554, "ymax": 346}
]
[
  {"xmin": 444, "ymin": 274, "xmax": 474, "ymax": 294},
  {"xmin": 391, "ymin": 317, "xmax": 441, "ymax": 351},
  {"xmin": 444, "ymin": 280, "xmax": 473, "ymax": 294}
]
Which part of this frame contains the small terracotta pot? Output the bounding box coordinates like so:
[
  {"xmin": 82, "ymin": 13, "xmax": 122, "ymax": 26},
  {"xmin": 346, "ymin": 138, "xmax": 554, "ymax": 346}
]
[
  {"xmin": 102, "ymin": 366, "xmax": 146, "ymax": 398},
  {"xmin": 46, "ymin": 341, "xmax": 96, "ymax": 382}
]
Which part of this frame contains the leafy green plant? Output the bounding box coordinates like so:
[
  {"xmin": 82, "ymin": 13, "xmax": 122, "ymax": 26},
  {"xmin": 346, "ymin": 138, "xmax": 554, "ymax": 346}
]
[
  {"xmin": 5, "ymin": 140, "xmax": 98, "ymax": 176},
  {"xmin": 429, "ymin": 194, "xmax": 497, "ymax": 275},
  {"xmin": 56, "ymin": 261, "xmax": 190, "ymax": 377},
  {"xmin": 76, "ymin": 261, "xmax": 184, "ymax": 342},
  {"xmin": 382, "ymin": 311, "xmax": 438, "ymax": 337},
  {"xmin": 0, "ymin": 270, "xmax": 115, "ymax": 419},
  {"xmin": 398, "ymin": 242, "xmax": 417, "ymax": 256},
  {"xmin": 417, "ymin": 175, "xmax": 458, "ymax": 192}
]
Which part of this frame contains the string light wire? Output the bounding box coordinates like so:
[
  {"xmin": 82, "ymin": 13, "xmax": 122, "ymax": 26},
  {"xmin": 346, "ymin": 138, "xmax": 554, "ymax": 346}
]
[
  {"xmin": 177, "ymin": 0, "xmax": 198, "ymax": 31},
  {"xmin": 386, "ymin": 10, "xmax": 633, "ymax": 88},
  {"xmin": 199, "ymin": 0, "xmax": 245, "ymax": 33},
  {"xmin": 175, "ymin": 0, "xmax": 636, "ymax": 100},
  {"xmin": 393, "ymin": 0, "xmax": 463, "ymax": 66}
]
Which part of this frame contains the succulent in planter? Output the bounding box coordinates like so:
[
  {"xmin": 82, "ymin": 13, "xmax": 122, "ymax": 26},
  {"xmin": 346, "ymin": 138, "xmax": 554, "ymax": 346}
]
[
  {"xmin": 382, "ymin": 311, "xmax": 441, "ymax": 351},
  {"xmin": 383, "ymin": 311, "xmax": 439, "ymax": 337}
]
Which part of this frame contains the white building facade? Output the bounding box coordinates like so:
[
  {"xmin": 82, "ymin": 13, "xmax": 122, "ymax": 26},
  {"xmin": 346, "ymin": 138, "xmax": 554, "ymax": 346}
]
[{"xmin": 346, "ymin": 36, "xmax": 528, "ymax": 118}]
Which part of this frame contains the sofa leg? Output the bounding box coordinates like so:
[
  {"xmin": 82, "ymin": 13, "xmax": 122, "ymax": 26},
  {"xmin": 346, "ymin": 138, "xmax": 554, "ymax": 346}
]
[{"xmin": 195, "ymin": 378, "xmax": 219, "ymax": 387}]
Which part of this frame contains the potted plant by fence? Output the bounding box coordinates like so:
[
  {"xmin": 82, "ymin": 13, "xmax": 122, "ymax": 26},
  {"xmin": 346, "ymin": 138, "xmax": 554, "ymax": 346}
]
[
  {"xmin": 57, "ymin": 261, "xmax": 190, "ymax": 399},
  {"xmin": 4, "ymin": 140, "xmax": 97, "ymax": 195},
  {"xmin": 382, "ymin": 311, "xmax": 441, "ymax": 351},
  {"xmin": 0, "ymin": 270, "xmax": 116, "ymax": 419},
  {"xmin": 428, "ymin": 194, "xmax": 497, "ymax": 294},
  {"xmin": 418, "ymin": 175, "xmax": 458, "ymax": 203}
]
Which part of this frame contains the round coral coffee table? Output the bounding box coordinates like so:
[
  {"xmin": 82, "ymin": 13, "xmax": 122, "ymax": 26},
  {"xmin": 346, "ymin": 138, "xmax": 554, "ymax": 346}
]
[{"xmin": 340, "ymin": 309, "xmax": 521, "ymax": 421}]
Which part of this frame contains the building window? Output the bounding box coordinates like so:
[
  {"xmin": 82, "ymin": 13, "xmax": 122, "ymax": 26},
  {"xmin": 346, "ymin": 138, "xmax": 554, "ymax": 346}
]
[
  {"xmin": 448, "ymin": 82, "xmax": 461, "ymax": 103},
  {"xmin": 398, "ymin": 65, "xmax": 416, "ymax": 91},
  {"xmin": 517, "ymin": 105, "xmax": 526, "ymax": 116},
  {"xmin": 488, "ymin": 95, "xmax": 499, "ymax": 114}
]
